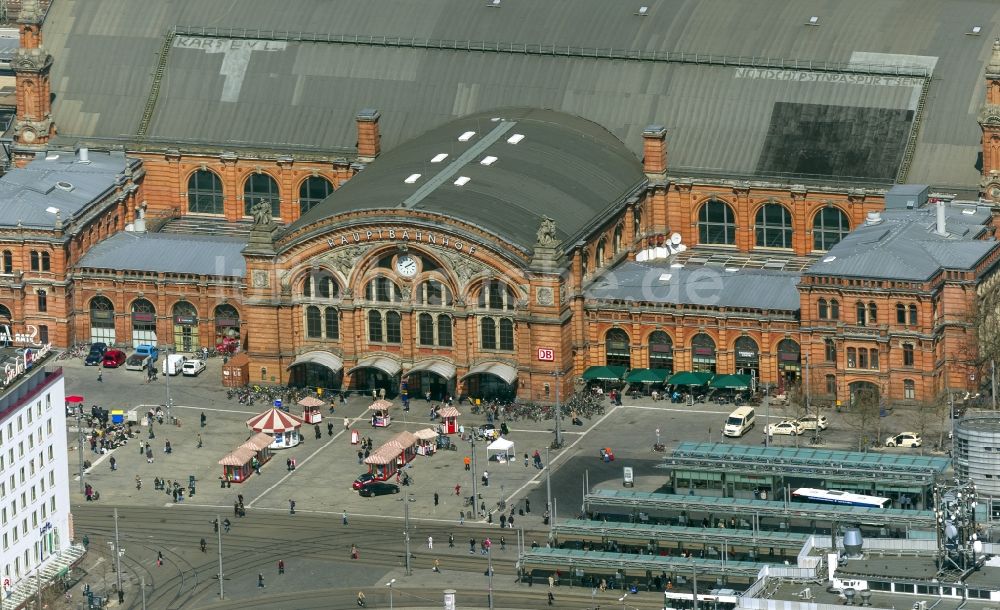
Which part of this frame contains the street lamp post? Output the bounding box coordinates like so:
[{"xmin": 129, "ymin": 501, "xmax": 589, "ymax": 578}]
[
  {"xmin": 163, "ymin": 345, "xmax": 173, "ymax": 424},
  {"xmin": 619, "ymin": 593, "xmax": 628, "ymax": 610},
  {"xmin": 386, "ymin": 579, "xmax": 396, "ymax": 610},
  {"xmin": 216, "ymin": 513, "xmax": 225, "ymax": 599},
  {"xmin": 552, "ymin": 371, "xmax": 564, "ymax": 448},
  {"xmin": 113, "ymin": 508, "xmax": 123, "ymax": 599},
  {"xmin": 76, "ymin": 409, "xmax": 85, "ymax": 494},
  {"xmin": 487, "ymin": 545, "xmax": 494, "ymax": 610},
  {"xmin": 470, "ymin": 434, "xmax": 478, "ymax": 518}
]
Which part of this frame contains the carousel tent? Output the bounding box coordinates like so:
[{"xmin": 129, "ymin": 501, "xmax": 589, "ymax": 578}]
[
  {"xmin": 487, "ymin": 436, "xmax": 515, "ymax": 464},
  {"xmin": 246, "ymin": 407, "xmax": 303, "ymax": 433}
]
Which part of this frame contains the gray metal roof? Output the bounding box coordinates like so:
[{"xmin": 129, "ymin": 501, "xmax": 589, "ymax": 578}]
[
  {"xmin": 805, "ymin": 204, "xmax": 999, "ymax": 280},
  {"xmin": 585, "ymin": 261, "xmax": 801, "ymax": 311},
  {"xmin": 0, "ymin": 150, "xmax": 133, "ymax": 229},
  {"xmin": 41, "ymin": 0, "xmax": 1000, "ymax": 190},
  {"xmin": 75, "ymin": 232, "xmax": 247, "ymax": 277},
  {"xmin": 286, "ymin": 108, "xmax": 645, "ymax": 252}
]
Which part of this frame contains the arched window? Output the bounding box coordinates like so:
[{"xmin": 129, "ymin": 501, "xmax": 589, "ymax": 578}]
[
  {"xmin": 385, "ymin": 311, "xmax": 402, "ymax": 344},
  {"xmin": 0, "ymin": 304, "xmax": 10, "ymax": 321},
  {"xmin": 29, "ymin": 251, "xmax": 38, "ymax": 271},
  {"xmin": 2, "ymin": 250, "xmax": 11, "ymax": 274},
  {"xmin": 131, "ymin": 298, "xmax": 157, "ymax": 345},
  {"xmin": 418, "ymin": 279, "xmax": 452, "ymax": 306},
  {"xmin": 691, "ymin": 333, "xmax": 717, "ymax": 372},
  {"xmin": 243, "ymin": 173, "xmax": 280, "ymax": 218},
  {"xmin": 367, "ymin": 310, "xmax": 383, "ymax": 343},
  {"xmin": 903, "ymin": 379, "xmax": 915, "ymax": 400},
  {"xmin": 605, "ymin": 328, "xmax": 631, "ymax": 368},
  {"xmin": 754, "ymin": 203, "xmax": 792, "ymax": 248},
  {"xmin": 499, "ymin": 319, "xmax": 515, "ymax": 351},
  {"xmin": 365, "ymin": 276, "xmax": 402, "ymax": 303},
  {"xmin": 37, "ymin": 289, "xmax": 46, "ymax": 312},
  {"xmin": 824, "ymin": 338, "xmax": 836, "ymax": 362},
  {"xmin": 481, "ymin": 318, "xmax": 497, "ymax": 350},
  {"xmin": 698, "ymin": 199, "xmax": 736, "ymax": 245},
  {"xmin": 847, "ymin": 347, "xmax": 857, "ymax": 368},
  {"xmin": 324, "ymin": 307, "xmax": 339, "ymax": 339},
  {"xmin": 856, "ymin": 301, "xmax": 867, "ymax": 326},
  {"xmin": 825, "ymin": 374, "xmax": 837, "ymax": 396},
  {"xmin": 299, "ymin": 176, "xmax": 333, "ymax": 216},
  {"xmin": 214, "ymin": 304, "xmax": 240, "ymax": 352},
  {"xmin": 896, "ymin": 303, "xmax": 906, "ymax": 324},
  {"xmin": 306, "ymin": 305, "xmax": 322, "ymax": 338},
  {"xmin": 419, "ymin": 313, "xmax": 434, "ymax": 346},
  {"xmin": 613, "ymin": 225, "xmax": 623, "ymax": 255},
  {"xmin": 477, "ymin": 281, "xmax": 515, "ymax": 310},
  {"xmin": 188, "ymin": 170, "xmax": 224, "ymax": 214},
  {"xmin": 581, "ymin": 251, "xmax": 589, "ymax": 276},
  {"xmin": 596, "ymin": 239, "xmax": 607, "ymax": 267},
  {"xmin": 633, "ymin": 208, "xmax": 641, "ymax": 239},
  {"xmin": 303, "ymin": 270, "xmax": 338, "ymax": 299},
  {"xmin": 902, "ymin": 343, "xmax": 914, "ymax": 366},
  {"xmin": 438, "ymin": 315, "xmax": 453, "ymax": 347},
  {"xmin": 733, "ymin": 336, "xmax": 760, "ymax": 374},
  {"xmin": 908, "ymin": 304, "xmax": 918, "ymax": 325},
  {"xmin": 89, "ymin": 296, "xmax": 115, "ymax": 344},
  {"xmin": 40, "ymin": 252, "xmax": 49, "ymax": 271},
  {"xmin": 813, "ymin": 207, "xmax": 850, "ymax": 251},
  {"xmin": 868, "ymin": 302, "xmax": 877, "ymax": 324},
  {"xmin": 818, "ymin": 298, "xmax": 829, "ymax": 320},
  {"xmin": 869, "ymin": 348, "xmax": 879, "ymax": 370},
  {"xmin": 830, "ymin": 299, "xmax": 840, "ymax": 320},
  {"xmin": 648, "ymin": 331, "xmax": 673, "ymax": 370}
]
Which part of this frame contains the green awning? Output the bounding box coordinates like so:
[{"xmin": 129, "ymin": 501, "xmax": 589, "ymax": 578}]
[
  {"xmin": 709, "ymin": 374, "xmax": 753, "ymax": 390},
  {"xmin": 582, "ymin": 366, "xmax": 627, "ymax": 381},
  {"xmin": 624, "ymin": 368, "xmax": 671, "ymax": 384},
  {"xmin": 667, "ymin": 371, "xmax": 713, "ymax": 386}
]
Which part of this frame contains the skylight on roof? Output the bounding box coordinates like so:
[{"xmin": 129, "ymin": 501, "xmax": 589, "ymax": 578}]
[
  {"xmin": 822, "ymin": 256, "xmax": 837, "ymax": 263},
  {"xmin": 658, "ymin": 273, "xmax": 672, "ymax": 282},
  {"xmin": 431, "ymin": 153, "xmax": 448, "ymax": 163},
  {"xmin": 458, "ymin": 131, "xmax": 476, "ymax": 142},
  {"xmin": 454, "ymin": 176, "xmax": 471, "ymax": 186},
  {"xmin": 507, "ymin": 134, "xmax": 525, "ymax": 144},
  {"xmin": 725, "ymin": 267, "xmax": 739, "ymax": 273},
  {"xmin": 670, "ymin": 263, "xmax": 684, "ymax": 268},
  {"xmin": 45, "ymin": 206, "xmax": 59, "ymax": 214},
  {"xmin": 404, "ymin": 173, "xmax": 421, "ymax": 184},
  {"xmin": 963, "ymin": 208, "xmax": 977, "ymax": 215},
  {"xmin": 480, "ymin": 156, "xmax": 498, "ymax": 166}
]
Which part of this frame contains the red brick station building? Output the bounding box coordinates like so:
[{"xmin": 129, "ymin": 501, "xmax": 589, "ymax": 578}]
[{"xmin": 3, "ymin": 0, "xmax": 1000, "ymax": 405}]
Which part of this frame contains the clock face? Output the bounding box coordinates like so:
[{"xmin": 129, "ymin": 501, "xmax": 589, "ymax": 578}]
[{"xmin": 395, "ymin": 255, "xmax": 418, "ymax": 278}]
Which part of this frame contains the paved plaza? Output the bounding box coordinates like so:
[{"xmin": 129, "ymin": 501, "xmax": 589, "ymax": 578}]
[{"xmin": 55, "ymin": 355, "xmax": 957, "ymax": 608}]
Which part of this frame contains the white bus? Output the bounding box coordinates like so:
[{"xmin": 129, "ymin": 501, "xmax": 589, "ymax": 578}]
[{"xmin": 792, "ymin": 488, "xmax": 889, "ymax": 508}]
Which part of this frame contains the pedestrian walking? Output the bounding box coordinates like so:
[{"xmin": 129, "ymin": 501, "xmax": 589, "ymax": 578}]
[
  {"xmin": 223, "ymin": 518, "xmax": 231, "ymax": 533},
  {"xmin": 342, "ymin": 510, "xmax": 348, "ymax": 525},
  {"xmin": 524, "ymin": 453, "xmax": 529, "ymax": 467},
  {"xmin": 449, "ymin": 533, "xmax": 455, "ymax": 547},
  {"xmin": 464, "ymin": 456, "xmax": 471, "ymax": 471},
  {"xmin": 200, "ymin": 412, "xmax": 207, "ymax": 428},
  {"xmin": 525, "ymin": 498, "xmax": 531, "ymax": 513},
  {"xmin": 500, "ymin": 514, "xmax": 507, "ymax": 528},
  {"xmin": 278, "ymin": 559, "xmax": 285, "ymax": 575},
  {"xmin": 455, "ymin": 483, "xmax": 461, "ymax": 496},
  {"xmin": 97, "ymin": 369, "xmax": 103, "ymax": 382},
  {"xmin": 135, "ymin": 475, "xmax": 142, "ymax": 490},
  {"xmin": 286, "ymin": 458, "xmax": 292, "ymax": 471},
  {"xmin": 547, "ymin": 591, "xmax": 554, "ymax": 605},
  {"xmin": 434, "ymin": 492, "xmax": 439, "ymax": 506},
  {"xmin": 500, "ymin": 536, "xmax": 506, "ymax": 551},
  {"xmin": 138, "ymin": 440, "xmax": 144, "ymax": 455},
  {"xmin": 197, "ymin": 434, "xmax": 203, "ymax": 448},
  {"xmin": 460, "ymin": 512, "xmax": 465, "ymax": 526},
  {"xmin": 433, "ymin": 558, "xmax": 440, "ymax": 573},
  {"xmin": 289, "ymin": 499, "xmax": 296, "ymax": 515},
  {"xmin": 109, "ymin": 456, "xmax": 116, "ymax": 471},
  {"xmin": 164, "ymin": 439, "xmax": 172, "ymax": 454},
  {"xmin": 146, "ymin": 447, "xmax": 153, "ymax": 463},
  {"xmin": 548, "ymin": 575, "xmax": 555, "ymax": 589},
  {"xmin": 344, "ymin": 417, "xmax": 350, "ymax": 431},
  {"xmin": 351, "ymin": 544, "xmax": 359, "ymax": 559},
  {"xmin": 482, "ymin": 470, "xmax": 489, "ymax": 487},
  {"xmin": 234, "ymin": 501, "xmax": 240, "ymax": 517},
  {"xmin": 314, "ymin": 424, "xmax": 321, "ymax": 439},
  {"xmin": 427, "ymin": 536, "xmax": 433, "ymax": 549},
  {"xmin": 258, "ymin": 573, "xmax": 265, "ymax": 588},
  {"xmin": 357, "ymin": 450, "xmax": 363, "ymax": 464},
  {"xmin": 157, "ymin": 551, "xmax": 163, "ymax": 567},
  {"xmin": 469, "ymin": 538, "xmax": 476, "ymax": 554},
  {"xmin": 327, "ymin": 422, "xmax": 334, "ymax": 436}
]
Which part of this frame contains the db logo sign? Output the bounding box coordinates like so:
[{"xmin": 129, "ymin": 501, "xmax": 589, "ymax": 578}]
[{"xmin": 536, "ymin": 348, "xmax": 555, "ymax": 362}]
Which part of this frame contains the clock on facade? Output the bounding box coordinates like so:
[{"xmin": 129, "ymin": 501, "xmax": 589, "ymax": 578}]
[{"xmin": 395, "ymin": 254, "xmax": 418, "ymax": 277}]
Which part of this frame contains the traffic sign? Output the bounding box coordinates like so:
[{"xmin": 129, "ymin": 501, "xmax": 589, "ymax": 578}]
[{"xmin": 536, "ymin": 348, "xmax": 554, "ymax": 362}]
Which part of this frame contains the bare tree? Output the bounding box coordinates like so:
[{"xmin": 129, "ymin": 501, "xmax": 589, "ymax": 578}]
[
  {"xmin": 842, "ymin": 386, "xmax": 881, "ymax": 452},
  {"xmin": 912, "ymin": 396, "xmax": 949, "ymax": 454}
]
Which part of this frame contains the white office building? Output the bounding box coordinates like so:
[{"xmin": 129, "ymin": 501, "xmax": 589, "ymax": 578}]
[{"xmin": 0, "ymin": 346, "xmax": 81, "ymax": 605}]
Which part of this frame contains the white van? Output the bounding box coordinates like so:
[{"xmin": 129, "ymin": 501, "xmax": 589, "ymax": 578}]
[
  {"xmin": 723, "ymin": 406, "xmax": 755, "ymax": 437},
  {"xmin": 162, "ymin": 354, "xmax": 188, "ymax": 376}
]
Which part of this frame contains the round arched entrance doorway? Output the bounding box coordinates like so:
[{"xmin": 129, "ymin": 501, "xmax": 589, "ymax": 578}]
[{"xmin": 849, "ymin": 381, "xmax": 880, "ymax": 410}]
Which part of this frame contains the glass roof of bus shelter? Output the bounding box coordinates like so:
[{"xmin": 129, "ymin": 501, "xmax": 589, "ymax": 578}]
[{"xmin": 520, "ymin": 547, "xmax": 766, "ymax": 578}]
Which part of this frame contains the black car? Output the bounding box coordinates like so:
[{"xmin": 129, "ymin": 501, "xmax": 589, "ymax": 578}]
[
  {"xmin": 358, "ymin": 482, "xmax": 400, "ymax": 497},
  {"xmin": 84, "ymin": 342, "xmax": 108, "ymax": 366}
]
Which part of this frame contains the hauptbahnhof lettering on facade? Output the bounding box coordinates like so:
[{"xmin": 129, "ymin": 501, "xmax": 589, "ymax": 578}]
[{"xmin": 325, "ymin": 228, "xmax": 480, "ymax": 254}]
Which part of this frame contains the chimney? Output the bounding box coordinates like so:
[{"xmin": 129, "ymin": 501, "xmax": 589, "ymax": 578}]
[
  {"xmin": 356, "ymin": 108, "xmax": 381, "ymax": 160},
  {"xmin": 642, "ymin": 124, "xmax": 668, "ymax": 174},
  {"xmin": 936, "ymin": 200, "xmax": 948, "ymax": 236},
  {"xmin": 77, "ymin": 147, "xmax": 89, "ymax": 163}
]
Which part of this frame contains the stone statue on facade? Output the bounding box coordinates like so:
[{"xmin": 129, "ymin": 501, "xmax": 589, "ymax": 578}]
[
  {"xmin": 250, "ymin": 199, "xmax": 273, "ymax": 226},
  {"xmin": 535, "ymin": 216, "xmax": 559, "ymax": 248}
]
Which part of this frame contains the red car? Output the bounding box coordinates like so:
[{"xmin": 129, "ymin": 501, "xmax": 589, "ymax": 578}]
[
  {"xmin": 352, "ymin": 473, "xmax": 377, "ymax": 490},
  {"xmin": 102, "ymin": 349, "xmax": 126, "ymax": 368}
]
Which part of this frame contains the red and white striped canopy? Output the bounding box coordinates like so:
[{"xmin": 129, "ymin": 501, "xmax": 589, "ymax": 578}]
[{"xmin": 246, "ymin": 407, "xmax": 303, "ymax": 434}]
